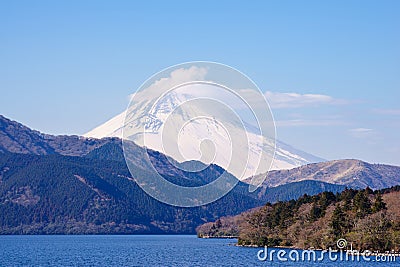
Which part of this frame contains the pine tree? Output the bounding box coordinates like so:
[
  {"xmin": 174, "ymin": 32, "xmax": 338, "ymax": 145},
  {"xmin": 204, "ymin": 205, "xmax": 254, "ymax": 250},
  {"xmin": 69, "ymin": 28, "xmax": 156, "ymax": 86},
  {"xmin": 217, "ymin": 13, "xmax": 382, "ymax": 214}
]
[
  {"xmin": 353, "ymin": 190, "xmax": 372, "ymax": 218},
  {"xmin": 365, "ymin": 187, "xmax": 373, "ymax": 195},
  {"xmin": 319, "ymin": 191, "xmax": 336, "ymax": 209},
  {"xmin": 330, "ymin": 204, "xmax": 347, "ymax": 238},
  {"xmin": 216, "ymin": 219, "xmax": 222, "ymax": 228},
  {"xmin": 340, "ymin": 188, "xmax": 355, "ymax": 210},
  {"xmin": 309, "ymin": 203, "xmax": 323, "ymax": 222},
  {"xmin": 372, "ymin": 192, "xmax": 387, "ymax": 213}
]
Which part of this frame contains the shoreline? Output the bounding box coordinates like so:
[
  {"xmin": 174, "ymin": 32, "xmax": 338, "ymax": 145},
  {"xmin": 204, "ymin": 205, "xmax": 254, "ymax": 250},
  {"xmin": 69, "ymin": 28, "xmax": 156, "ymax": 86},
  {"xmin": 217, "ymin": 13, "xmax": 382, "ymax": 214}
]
[
  {"xmin": 198, "ymin": 236, "xmax": 400, "ymax": 257},
  {"xmin": 199, "ymin": 235, "xmax": 238, "ymax": 239}
]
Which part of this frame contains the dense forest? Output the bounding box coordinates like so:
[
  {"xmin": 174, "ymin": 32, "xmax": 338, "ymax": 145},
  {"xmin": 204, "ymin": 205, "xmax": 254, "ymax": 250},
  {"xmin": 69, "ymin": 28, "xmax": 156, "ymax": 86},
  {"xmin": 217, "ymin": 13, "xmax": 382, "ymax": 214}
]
[
  {"xmin": 197, "ymin": 186, "xmax": 400, "ymax": 251},
  {"xmin": 0, "ymin": 151, "xmax": 263, "ymax": 234}
]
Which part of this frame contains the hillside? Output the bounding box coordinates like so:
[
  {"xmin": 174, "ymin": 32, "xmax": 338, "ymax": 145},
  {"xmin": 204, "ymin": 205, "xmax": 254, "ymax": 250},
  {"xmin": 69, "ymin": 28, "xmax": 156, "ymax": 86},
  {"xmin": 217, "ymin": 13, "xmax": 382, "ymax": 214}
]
[
  {"xmin": 197, "ymin": 186, "xmax": 400, "ymax": 251},
  {"xmin": 249, "ymin": 159, "xmax": 400, "ymax": 190},
  {"xmin": 0, "ymin": 115, "xmax": 119, "ymax": 156},
  {"xmin": 0, "ymin": 151, "xmax": 264, "ymax": 234}
]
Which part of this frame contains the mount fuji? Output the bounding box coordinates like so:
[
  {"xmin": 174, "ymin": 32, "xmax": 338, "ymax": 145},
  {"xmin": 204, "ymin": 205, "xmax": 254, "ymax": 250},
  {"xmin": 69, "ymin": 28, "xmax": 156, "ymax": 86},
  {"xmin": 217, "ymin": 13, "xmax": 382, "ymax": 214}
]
[{"xmin": 84, "ymin": 90, "xmax": 325, "ymax": 180}]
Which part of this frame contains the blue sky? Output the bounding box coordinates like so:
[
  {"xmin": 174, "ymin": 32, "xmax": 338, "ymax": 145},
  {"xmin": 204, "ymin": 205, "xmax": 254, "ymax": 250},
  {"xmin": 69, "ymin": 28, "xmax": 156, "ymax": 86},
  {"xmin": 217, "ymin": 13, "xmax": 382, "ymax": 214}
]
[{"xmin": 1, "ymin": 1, "xmax": 399, "ymax": 165}]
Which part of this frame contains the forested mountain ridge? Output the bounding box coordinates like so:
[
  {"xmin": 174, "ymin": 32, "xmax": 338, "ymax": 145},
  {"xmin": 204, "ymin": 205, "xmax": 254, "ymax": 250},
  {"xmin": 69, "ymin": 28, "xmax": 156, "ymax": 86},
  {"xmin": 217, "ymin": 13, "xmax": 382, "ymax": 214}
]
[
  {"xmin": 0, "ymin": 151, "xmax": 264, "ymax": 234},
  {"xmin": 0, "ymin": 115, "xmax": 116, "ymax": 156}
]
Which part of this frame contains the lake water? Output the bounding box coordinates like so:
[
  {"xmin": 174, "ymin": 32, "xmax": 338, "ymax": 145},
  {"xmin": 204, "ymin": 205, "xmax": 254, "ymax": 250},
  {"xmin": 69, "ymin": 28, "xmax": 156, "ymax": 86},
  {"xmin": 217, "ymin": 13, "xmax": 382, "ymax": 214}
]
[{"xmin": 0, "ymin": 235, "xmax": 399, "ymax": 266}]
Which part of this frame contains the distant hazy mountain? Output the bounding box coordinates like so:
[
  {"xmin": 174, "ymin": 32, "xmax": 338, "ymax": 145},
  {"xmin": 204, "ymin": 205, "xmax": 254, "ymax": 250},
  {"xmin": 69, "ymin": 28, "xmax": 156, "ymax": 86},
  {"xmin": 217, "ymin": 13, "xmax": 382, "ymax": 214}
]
[{"xmin": 250, "ymin": 159, "xmax": 400, "ymax": 190}]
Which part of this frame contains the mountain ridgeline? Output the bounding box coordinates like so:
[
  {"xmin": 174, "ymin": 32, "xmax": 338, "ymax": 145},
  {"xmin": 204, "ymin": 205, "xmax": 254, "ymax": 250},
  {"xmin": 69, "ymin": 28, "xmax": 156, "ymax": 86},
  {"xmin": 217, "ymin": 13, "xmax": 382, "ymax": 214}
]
[
  {"xmin": 252, "ymin": 159, "xmax": 400, "ymax": 190},
  {"xmin": 0, "ymin": 114, "xmax": 399, "ymax": 234}
]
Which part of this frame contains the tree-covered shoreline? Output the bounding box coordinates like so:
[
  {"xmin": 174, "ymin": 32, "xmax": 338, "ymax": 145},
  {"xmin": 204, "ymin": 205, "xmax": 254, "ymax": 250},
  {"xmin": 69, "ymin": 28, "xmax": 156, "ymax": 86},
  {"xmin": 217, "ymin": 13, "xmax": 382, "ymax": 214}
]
[{"xmin": 197, "ymin": 186, "xmax": 400, "ymax": 252}]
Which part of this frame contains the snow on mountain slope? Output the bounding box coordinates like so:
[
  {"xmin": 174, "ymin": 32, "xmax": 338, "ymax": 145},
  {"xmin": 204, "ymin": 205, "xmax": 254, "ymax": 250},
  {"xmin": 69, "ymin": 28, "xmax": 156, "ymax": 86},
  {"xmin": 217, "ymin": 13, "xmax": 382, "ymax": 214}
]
[
  {"xmin": 85, "ymin": 112, "xmax": 125, "ymax": 138},
  {"xmin": 84, "ymin": 90, "xmax": 325, "ymax": 179}
]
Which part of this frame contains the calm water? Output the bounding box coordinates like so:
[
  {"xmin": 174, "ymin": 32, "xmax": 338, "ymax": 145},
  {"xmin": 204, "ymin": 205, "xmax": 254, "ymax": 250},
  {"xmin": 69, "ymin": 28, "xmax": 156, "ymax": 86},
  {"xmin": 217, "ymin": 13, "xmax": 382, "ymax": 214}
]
[{"xmin": 0, "ymin": 235, "xmax": 399, "ymax": 266}]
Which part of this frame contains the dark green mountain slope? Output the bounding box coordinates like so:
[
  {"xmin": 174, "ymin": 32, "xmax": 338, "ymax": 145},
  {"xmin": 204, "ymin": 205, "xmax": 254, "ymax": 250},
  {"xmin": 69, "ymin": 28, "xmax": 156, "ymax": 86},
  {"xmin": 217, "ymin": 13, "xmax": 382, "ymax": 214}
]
[{"xmin": 0, "ymin": 152, "xmax": 263, "ymax": 234}]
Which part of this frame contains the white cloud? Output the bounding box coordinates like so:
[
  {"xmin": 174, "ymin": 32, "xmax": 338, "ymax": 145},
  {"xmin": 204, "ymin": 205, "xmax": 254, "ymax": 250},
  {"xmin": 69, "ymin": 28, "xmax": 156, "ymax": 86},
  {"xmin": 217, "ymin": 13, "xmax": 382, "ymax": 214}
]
[
  {"xmin": 264, "ymin": 91, "xmax": 345, "ymax": 109},
  {"xmin": 372, "ymin": 108, "xmax": 400, "ymax": 115},
  {"xmin": 129, "ymin": 66, "xmax": 208, "ymax": 101},
  {"xmin": 348, "ymin": 128, "xmax": 375, "ymax": 138},
  {"xmin": 349, "ymin": 127, "xmax": 373, "ymax": 132},
  {"xmin": 276, "ymin": 119, "xmax": 346, "ymax": 127}
]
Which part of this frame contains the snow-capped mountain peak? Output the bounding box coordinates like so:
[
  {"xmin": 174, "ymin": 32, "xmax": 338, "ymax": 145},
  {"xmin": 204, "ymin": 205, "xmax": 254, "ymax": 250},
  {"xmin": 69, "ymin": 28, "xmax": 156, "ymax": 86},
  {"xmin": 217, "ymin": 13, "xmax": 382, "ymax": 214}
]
[{"xmin": 84, "ymin": 88, "xmax": 325, "ymax": 179}]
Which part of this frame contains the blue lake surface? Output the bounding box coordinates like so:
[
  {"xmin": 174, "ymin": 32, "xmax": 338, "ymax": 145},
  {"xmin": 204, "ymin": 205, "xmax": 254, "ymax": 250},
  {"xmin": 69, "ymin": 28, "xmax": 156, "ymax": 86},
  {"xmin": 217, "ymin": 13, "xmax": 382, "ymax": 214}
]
[{"xmin": 0, "ymin": 235, "xmax": 399, "ymax": 266}]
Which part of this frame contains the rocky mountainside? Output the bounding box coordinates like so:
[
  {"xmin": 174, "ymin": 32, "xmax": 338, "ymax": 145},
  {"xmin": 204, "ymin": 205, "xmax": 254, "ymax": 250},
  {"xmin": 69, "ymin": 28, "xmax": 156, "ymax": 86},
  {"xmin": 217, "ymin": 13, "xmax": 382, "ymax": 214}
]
[{"xmin": 249, "ymin": 159, "xmax": 400, "ymax": 190}]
